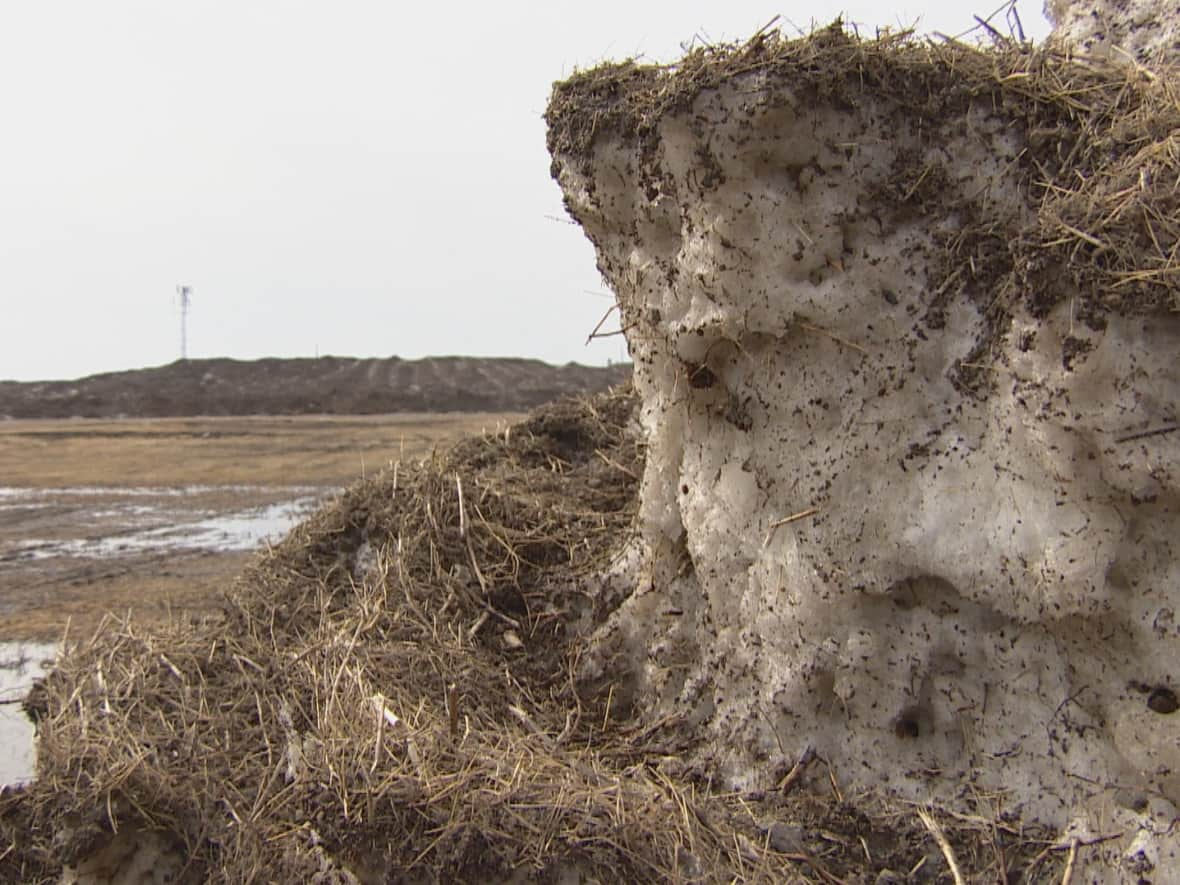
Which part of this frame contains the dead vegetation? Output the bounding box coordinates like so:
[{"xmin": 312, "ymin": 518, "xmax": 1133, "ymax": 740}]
[
  {"xmin": 2, "ymin": 385, "xmax": 1071, "ymax": 882},
  {"xmin": 0, "ymin": 414, "xmax": 515, "ymax": 641},
  {"xmin": 0, "ymin": 414, "xmax": 509, "ymax": 488}
]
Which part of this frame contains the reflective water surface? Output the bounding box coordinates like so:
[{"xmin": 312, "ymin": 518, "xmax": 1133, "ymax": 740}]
[
  {"xmin": 0, "ymin": 486, "xmax": 328, "ymax": 564},
  {"xmin": 0, "ymin": 641, "xmax": 57, "ymax": 786}
]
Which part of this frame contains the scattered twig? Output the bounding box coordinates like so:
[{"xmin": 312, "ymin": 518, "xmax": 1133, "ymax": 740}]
[
  {"xmin": 1057, "ymin": 221, "xmax": 1108, "ymax": 250},
  {"xmin": 446, "ymin": 683, "xmax": 459, "ymax": 739},
  {"xmin": 745, "ymin": 14, "xmax": 782, "ymax": 45},
  {"xmin": 455, "ymin": 474, "xmax": 467, "ymax": 538},
  {"xmin": 769, "ymin": 508, "xmax": 819, "ymax": 529},
  {"xmin": 1008, "ymin": 2, "xmax": 1025, "ymax": 41},
  {"xmin": 585, "ymin": 303, "xmax": 621, "ymax": 345},
  {"xmin": 466, "ymin": 610, "xmax": 490, "ymax": 640},
  {"xmin": 1025, "ymin": 827, "xmax": 1122, "ymax": 881},
  {"xmin": 825, "ymin": 759, "xmax": 844, "ymax": 804},
  {"xmin": 777, "ymin": 745, "xmax": 816, "ymax": 794},
  {"xmin": 764, "ymin": 508, "xmax": 819, "ymax": 545},
  {"xmin": 972, "ymin": 14, "xmax": 1008, "ymax": 46},
  {"xmin": 917, "ymin": 807, "xmax": 965, "ymax": 885},
  {"xmin": 596, "ymin": 448, "xmax": 640, "ymax": 480},
  {"xmin": 799, "ymin": 322, "xmax": 868, "ymax": 355},
  {"xmin": 1111, "ymin": 45, "xmax": 1158, "ymax": 81},
  {"xmin": 1116, "ymin": 424, "xmax": 1179, "ymax": 444},
  {"xmin": 1060, "ymin": 838, "xmax": 1079, "ymax": 885}
]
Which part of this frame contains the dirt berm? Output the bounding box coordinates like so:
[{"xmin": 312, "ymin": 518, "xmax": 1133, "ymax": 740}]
[{"xmin": 0, "ymin": 356, "xmax": 630, "ymax": 419}]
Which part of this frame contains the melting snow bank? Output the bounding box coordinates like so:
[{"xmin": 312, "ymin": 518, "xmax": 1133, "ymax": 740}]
[{"xmin": 548, "ymin": 21, "xmax": 1180, "ymax": 881}]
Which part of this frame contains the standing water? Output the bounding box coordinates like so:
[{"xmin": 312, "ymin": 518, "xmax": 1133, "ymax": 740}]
[{"xmin": 0, "ymin": 642, "xmax": 57, "ymax": 786}]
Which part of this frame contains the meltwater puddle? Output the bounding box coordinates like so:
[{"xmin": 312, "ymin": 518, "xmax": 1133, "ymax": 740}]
[
  {"xmin": 0, "ymin": 642, "xmax": 57, "ymax": 786},
  {"xmin": 0, "ymin": 486, "xmax": 330, "ymax": 563},
  {"xmin": 11, "ymin": 499, "xmax": 321, "ymax": 559}
]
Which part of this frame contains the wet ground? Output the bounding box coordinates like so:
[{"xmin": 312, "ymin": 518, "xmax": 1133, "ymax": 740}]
[
  {"xmin": 0, "ymin": 485, "xmax": 326, "ymax": 559},
  {"xmin": 0, "ymin": 484, "xmax": 334, "ymax": 641},
  {"xmin": 0, "ymin": 413, "xmax": 516, "ymax": 784},
  {"xmin": 0, "ymin": 413, "xmax": 513, "ymax": 641},
  {"xmin": 0, "ymin": 641, "xmax": 57, "ymax": 786}
]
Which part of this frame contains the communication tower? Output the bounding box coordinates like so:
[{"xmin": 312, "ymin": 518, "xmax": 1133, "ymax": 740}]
[{"xmin": 176, "ymin": 285, "xmax": 193, "ymax": 360}]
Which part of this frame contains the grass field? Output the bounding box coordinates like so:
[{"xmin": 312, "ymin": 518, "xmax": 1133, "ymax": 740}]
[{"xmin": 0, "ymin": 413, "xmax": 517, "ymax": 640}]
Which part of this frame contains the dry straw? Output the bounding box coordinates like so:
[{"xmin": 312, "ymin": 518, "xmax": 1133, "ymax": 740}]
[{"xmin": 2, "ymin": 384, "xmax": 1066, "ymax": 882}]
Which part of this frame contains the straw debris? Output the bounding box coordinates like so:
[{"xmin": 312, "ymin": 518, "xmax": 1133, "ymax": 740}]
[{"xmin": 2, "ymin": 384, "xmax": 1069, "ymax": 881}]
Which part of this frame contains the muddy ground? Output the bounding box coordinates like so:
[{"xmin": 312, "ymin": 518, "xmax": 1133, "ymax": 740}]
[{"xmin": 0, "ymin": 414, "xmax": 516, "ymax": 640}]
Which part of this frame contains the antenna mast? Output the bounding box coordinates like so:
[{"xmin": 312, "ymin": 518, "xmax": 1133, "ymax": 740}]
[{"xmin": 176, "ymin": 285, "xmax": 193, "ymax": 360}]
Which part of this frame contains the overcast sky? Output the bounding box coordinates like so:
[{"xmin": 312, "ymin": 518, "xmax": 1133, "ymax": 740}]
[{"xmin": 0, "ymin": 1, "xmax": 1051, "ymax": 382}]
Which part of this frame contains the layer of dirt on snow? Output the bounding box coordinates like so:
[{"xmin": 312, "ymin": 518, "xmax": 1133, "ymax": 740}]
[
  {"xmin": 0, "ymin": 356, "xmax": 631, "ymax": 419},
  {"xmin": 545, "ymin": 21, "xmax": 1180, "ymax": 882}
]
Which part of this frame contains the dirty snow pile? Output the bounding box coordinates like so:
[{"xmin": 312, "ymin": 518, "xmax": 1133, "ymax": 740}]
[
  {"xmin": 1045, "ymin": 0, "xmax": 1180, "ymax": 61},
  {"xmin": 547, "ymin": 13, "xmax": 1180, "ymax": 880}
]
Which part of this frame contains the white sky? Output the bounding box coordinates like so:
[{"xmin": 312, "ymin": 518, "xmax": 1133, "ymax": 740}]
[{"xmin": 0, "ymin": 1, "xmax": 1051, "ymax": 382}]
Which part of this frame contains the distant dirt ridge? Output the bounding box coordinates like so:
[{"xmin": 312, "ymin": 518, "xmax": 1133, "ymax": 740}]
[{"xmin": 0, "ymin": 356, "xmax": 632, "ymax": 418}]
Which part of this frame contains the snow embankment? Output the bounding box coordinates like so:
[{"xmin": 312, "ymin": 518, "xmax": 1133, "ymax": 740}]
[{"xmin": 549, "ymin": 24, "xmax": 1180, "ymax": 877}]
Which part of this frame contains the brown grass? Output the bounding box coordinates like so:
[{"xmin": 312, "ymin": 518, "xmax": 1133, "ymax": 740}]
[
  {"xmin": 5, "ymin": 386, "xmax": 1067, "ymax": 882},
  {"xmin": 0, "ymin": 414, "xmax": 519, "ymax": 641},
  {"xmin": 0, "ymin": 413, "xmax": 518, "ymax": 488}
]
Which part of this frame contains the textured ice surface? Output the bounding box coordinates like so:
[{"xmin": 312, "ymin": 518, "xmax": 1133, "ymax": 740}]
[
  {"xmin": 552, "ymin": 40, "xmax": 1180, "ymax": 881},
  {"xmin": 1046, "ymin": 0, "xmax": 1180, "ymax": 61}
]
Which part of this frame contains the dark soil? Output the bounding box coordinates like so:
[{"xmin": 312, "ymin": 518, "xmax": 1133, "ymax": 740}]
[{"xmin": 0, "ymin": 356, "xmax": 631, "ymax": 419}]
